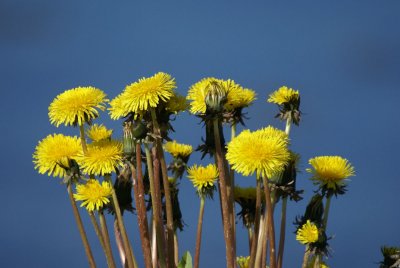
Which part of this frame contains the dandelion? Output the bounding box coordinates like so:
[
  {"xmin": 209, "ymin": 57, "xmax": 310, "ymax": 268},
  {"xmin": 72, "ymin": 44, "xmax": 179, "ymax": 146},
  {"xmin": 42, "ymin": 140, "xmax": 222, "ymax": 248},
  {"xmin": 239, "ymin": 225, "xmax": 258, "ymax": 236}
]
[
  {"xmin": 267, "ymin": 86, "xmax": 299, "ymax": 105},
  {"xmin": 237, "ymin": 256, "xmax": 250, "ymax": 268},
  {"xmin": 307, "ymin": 156, "xmax": 355, "ymax": 190},
  {"xmin": 165, "ymin": 93, "xmax": 189, "ymax": 114},
  {"xmin": 74, "ymin": 179, "xmax": 113, "ymax": 211},
  {"xmin": 33, "ymin": 134, "xmax": 81, "ymax": 178},
  {"xmin": 226, "ymin": 127, "xmax": 290, "ymax": 178},
  {"xmin": 78, "ymin": 140, "xmax": 123, "ymax": 176},
  {"xmin": 109, "ymin": 93, "xmax": 130, "ymax": 120},
  {"xmin": 296, "ymin": 220, "xmax": 319, "ymax": 245},
  {"xmin": 122, "ymin": 72, "xmax": 176, "ymax": 114},
  {"xmin": 164, "ymin": 140, "xmax": 193, "ymax": 158},
  {"xmin": 87, "ymin": 124, "xmax": 112, "ymax": 142},
  {"xmin": 187, "ymin": 164, "xmax": 218, "ymax": 194},
  {"xmin": 49, "ymin": 86, "xmax": 107, "ymax": 127}
]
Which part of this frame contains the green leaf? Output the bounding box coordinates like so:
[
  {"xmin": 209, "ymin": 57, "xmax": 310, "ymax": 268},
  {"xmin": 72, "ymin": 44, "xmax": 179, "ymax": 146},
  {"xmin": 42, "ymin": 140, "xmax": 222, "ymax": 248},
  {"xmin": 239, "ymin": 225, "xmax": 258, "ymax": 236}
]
[{"xmin": 178, "ymin": 251, "xmax": 192, "ymax": 268}]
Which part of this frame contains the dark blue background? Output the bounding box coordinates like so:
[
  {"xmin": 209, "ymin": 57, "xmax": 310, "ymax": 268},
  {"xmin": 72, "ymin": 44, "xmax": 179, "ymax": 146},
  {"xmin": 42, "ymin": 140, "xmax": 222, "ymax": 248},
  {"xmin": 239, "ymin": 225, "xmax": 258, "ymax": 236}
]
[{"xmin": 2, "ymin": 1, "xmax": 400, "ymax": 267}]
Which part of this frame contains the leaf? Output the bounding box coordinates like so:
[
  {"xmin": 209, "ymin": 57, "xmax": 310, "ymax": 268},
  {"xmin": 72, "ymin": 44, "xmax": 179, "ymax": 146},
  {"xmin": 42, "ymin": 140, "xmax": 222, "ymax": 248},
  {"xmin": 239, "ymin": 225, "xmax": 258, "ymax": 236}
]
[{"xmin": 178, "ymin": 251, "xmax": 193, "ymax": 268}]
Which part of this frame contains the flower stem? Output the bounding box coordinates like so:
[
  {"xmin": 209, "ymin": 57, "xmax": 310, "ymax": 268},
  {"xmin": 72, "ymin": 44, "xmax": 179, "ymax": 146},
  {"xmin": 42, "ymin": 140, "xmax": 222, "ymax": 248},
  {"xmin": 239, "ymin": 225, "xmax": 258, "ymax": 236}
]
[
  {"xmin": 67, "ymin": 183, "xmax": 96, "ymax": 268},
  {"xmin": 79, "ymin": 125, "xmax": 88, "ymax": 154},
  {"xmin": 277, "ymin": 197, "xmax": 288, "ymax": 268},
  {"xmin": 249, "ymin": 179, "xmax": 261, "ymax": 267},
  {"xmin": 277, "ymin": 116, "xmax": 292, "ymax": 268},
  {"xmin": 174, "ymin": 232, "xmax": 179, "ymax": 267},
  {"xmin": 247, "ymin": 227, "xmax": 253, "ymax": 253},
  {"xmin": 88, "ymin": 211, "xmax": 107, "ymax": 258},
  {"xmin": 194, "ymin": 196, "xmax": 206, "ymax": 268},
  {"xmin": 105, "ymin": 175, "xmax": 137, "ymax": 268},
  {"xmin": 99, "ymin": 211, "xmax": 117, "ymax": 268},
  {"xmin": 150, "ymin": 108, "xmax": 175, "ymax": 268},
  {"xmin": 322, "ymin": 195, "xmax": 332, "ymax": 230},
  {"xmin": 213, "ymin": 118, "xmax": 235, "ymax": 268},
  {"xmin": 132, "ymin": 143, "xmax": 153, "ymax": 268},
  {"xmin": 262, "ymin": 175, "xmax": 277, "ymax": 268},
  {"xmin": 144, "ymin": 143, "xmax": 166, "ymax": 268},
  {"xmin": 301, "ymin": 246, "xmax": 310, "ymax": 268}
]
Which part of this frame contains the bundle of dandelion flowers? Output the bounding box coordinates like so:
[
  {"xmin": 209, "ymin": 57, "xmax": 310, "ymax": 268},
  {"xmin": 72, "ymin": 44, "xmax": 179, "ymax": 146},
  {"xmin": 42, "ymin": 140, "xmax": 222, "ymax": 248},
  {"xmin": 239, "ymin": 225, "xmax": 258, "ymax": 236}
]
[{"xmin": 48, "ymin": 86, "xmax": 108, "ymax": 127}]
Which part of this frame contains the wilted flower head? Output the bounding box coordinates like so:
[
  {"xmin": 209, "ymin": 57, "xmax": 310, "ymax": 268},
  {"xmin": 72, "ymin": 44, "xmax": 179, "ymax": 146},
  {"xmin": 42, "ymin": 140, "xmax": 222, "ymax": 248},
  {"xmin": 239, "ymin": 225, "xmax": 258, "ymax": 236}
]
[
  {"xmin": 87, "ymin": 124, "xmax": 112, "ymax": 142},
  {"xmin": 33, "ymin": 134, "xmax": 81, "ymax": 178},
  {"xmin": 296, "ymin": 220, "xmax": 319, "ymax": 245},
  {"xmin": 74, "ymin": 179, "xmax": 113, "ymax": 211},
  {"xmin": 78, "ymin": 140, "xmax": 123, "ymax": 176},
  {"xmin": 49, "ymin": 86, "xmax": 107, "ymax": 127},
  {"xmin": 226, "ymin": 127, "xmax": 290, "ymax": 178},
  {"xmin": 307, "ymin": 156, "xmax": 355, "ymax": 193},
  {"xmin": 187, "ymin": 164, "xmax": 218, "ymax": 197}
]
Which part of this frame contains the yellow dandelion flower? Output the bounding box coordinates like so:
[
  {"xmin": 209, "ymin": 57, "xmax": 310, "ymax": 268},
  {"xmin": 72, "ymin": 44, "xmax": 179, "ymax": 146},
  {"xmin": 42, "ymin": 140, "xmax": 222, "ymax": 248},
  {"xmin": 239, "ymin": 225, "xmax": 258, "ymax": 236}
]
[
  {"xmin": 122, "ymin": 72, "xmax": 176, "ymax": 114},
  {"xmin": 306, "ymin": 156, "xmax": 355, "ymax": 189},
  {"xmin": 109, "ymin": 93, "xmax": 128, "ymax": 120},
  {"xmin": 87, "ymin": 124, "xmax": 113, "ymax": 142},
  {"xmin": 187, "ymin": 164, "xmax": 219, "ymax": 192},
  {"xmin": 78, "ymin": 140, "xmax": 123, "ymax": 176},
  {"xmin": 49, "ymin": 86, "xmax": 107, "ymax": 127},
  {"xmin": 33, "ymin": 134, "xmax": 81, "ymax": 178},
  {"xmin": 226, "ymin": 127, "xmax": 290, "ymax": 178},
  {"xmin": 187, "ymin": 77, "xmax": 222, "ymax": 114},
  {"xmin": 267, "ymin": 86, "xmax": 299, "ymax": 105},
  {"xmin": 164, "ymin": 140, "xmax": 193, "ymax": 158},
  {"xmin": 228, "ymin": 87, "xmax": 256, "ymax": 110},
  {"xmin": 236, "ymin": 256, "xmax": 250, "ymax": 268},
  {"xmin": 74, "ymin": 179, "xmax": 113, "ymax": 211},
  {"xmin": 187, "ymin": 78, "xmax": 255, "ymax": 114},
  {"xmin": 166, "ymin": 93, "xmax": 189, "ymax": 114},
  {"xmin": 296, "ymin": 220, "xmax": 319, "ymax": 244}
]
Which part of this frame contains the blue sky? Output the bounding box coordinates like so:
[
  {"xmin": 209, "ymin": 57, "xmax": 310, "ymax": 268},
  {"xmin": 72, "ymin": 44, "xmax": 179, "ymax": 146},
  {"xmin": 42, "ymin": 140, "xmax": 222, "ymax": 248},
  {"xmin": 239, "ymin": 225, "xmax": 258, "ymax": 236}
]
[{"xmin": 1, "ymin": 1, "xmax": 400, "ymax": 267}]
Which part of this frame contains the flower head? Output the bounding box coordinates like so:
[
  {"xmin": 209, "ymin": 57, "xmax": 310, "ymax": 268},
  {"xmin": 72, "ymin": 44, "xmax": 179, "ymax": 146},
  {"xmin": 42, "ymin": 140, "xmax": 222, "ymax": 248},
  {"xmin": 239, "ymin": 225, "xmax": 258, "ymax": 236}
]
[
  {"xmin": 164, "ymin": 140, "xmax": 193, "ymax": 158},
  {"xmin": 121, "ymin": 72, "xmax": 176, "ymax": 114},
  {"xmin": 226, "ymin": 127, "xmax": 290, "ymax": 178},
  {"xmin": 296, "ymin": 220, "xmax": 319, "ymax": 244},
  {"xmin": 49, "ymin": 86, "xmax": 107, "ymax": 127},
  {"xmin": 78, "ymin": 140, "xmax": 123, "ymax": 176},
  {"xmin": 109, "ymin": 93, "xmax": 130, "ymax": 120},
  {"xmin": 187, "ymin": 164, "xmax": 218, "ymax": 195},
  {"xmin": 187, "ymin": 78, "xmax": 255, "ymax": 115},
  {"xmin": 87, "ymin": 124, "xmax": 113, "ymax": 142},
  {"xmin": 33, "ymin": 134, "xmax": 81, "ymax": 178},
  {"xmin": 165, "ymin": 93, "xmax": 189, "ymax": 114},
  {"xmin": 267, "ymin": 86, "xmax": 299, "ymax": 105},
  {"xmin": 307, "ymin": 156, "xmax": 355, "ymax": 190},
  {"xmin": 74, "ymin": 179, "xmax": 113, "ymax": 211}
]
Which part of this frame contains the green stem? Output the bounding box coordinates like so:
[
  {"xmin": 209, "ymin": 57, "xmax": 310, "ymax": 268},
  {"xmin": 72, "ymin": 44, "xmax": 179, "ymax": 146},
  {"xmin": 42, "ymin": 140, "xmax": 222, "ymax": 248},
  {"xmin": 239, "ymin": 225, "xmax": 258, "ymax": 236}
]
[
  {"xmin": 150, "ymin": 108, "xmax": 175, "ymax": 268},
  {"xmin": 144, "ymin": 143, "xmax": 166, "ymax": 268},
  {"xmin": 67, "ymin": 183, "xmax": 96, "ymax": 268},
  {"xmin": 132, "ymin": 143, "xmax": 153, "ymax": 268},
  {"xmin": 99, "ymin": 211, "xmax": 117, "ymax": 268},
  {"xmin": 174, "ymin": 232, "xmax": 179, "ymax": 267},
  {"xmin": 213, "ymin": 118, "xmax": 235, "ymax": 268},
  {"xmin": 194, "ymin": 196, "xmax": 206, "ymax": 268},
  {"xmin": 276, "ymin": 116, "xmax": 292, "ymax": 268},
  {"xmin": 322, "ymin": 195, "xmax": 332, "ymax": 230},
  {"xmin": 105, "ymin": 175, "xmax": 137, "ymax": 268}
]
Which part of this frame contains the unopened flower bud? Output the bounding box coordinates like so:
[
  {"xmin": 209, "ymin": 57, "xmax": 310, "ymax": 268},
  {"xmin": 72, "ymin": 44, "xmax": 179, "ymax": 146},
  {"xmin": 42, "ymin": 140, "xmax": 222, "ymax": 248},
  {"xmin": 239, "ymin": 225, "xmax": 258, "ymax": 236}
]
[{"xmin": 205, "ymin": 81, "xmax": 227, "ymax": 114}]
